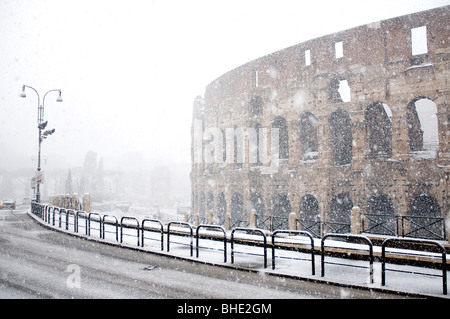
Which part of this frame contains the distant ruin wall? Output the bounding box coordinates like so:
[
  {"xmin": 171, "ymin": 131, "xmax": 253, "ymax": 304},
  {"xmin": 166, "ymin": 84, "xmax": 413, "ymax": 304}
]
[{"xmin": 191, "ymin": 6, "xmax": 450, "ymax": 235}]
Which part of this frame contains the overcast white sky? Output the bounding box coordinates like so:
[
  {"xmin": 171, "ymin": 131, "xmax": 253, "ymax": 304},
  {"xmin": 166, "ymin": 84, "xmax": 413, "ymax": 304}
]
[{"xmin": 0, "ymin": 0, "xmax": 448, "ymax": 172}]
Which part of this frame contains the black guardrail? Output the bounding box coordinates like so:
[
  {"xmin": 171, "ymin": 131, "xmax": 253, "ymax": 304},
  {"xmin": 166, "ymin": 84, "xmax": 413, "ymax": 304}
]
[
  {"xmin": 120, "ymin": 216, "xmax": 140, "ymax": 246},
  {"xmin": 231, "ymin": 227, "xmax": 267, "ymax": 269},
  {"xmin": 321, "ymin": 233, "xmax": 374, "ymax": 284},
  {"xmin": 102, "ymin": 215, "xmax": 119, "ymax": 241},
  {"xmin": 75, "ymin": 211, "xmax": 88, "ymax": 235},
  {"xmin": 167, "ymin": 221, "xmax": 193, "ymax": 257},
  {"xmin": 196, "ymin": 224, "xmax": 227, "ymax": 262},
  {"xmin": 382, "ymin": 237, "xmax": 447, "ymax": 295},
  {"xmin": 88, "ymin": 212, "xmax": 102, "ymax": 238},
  {"xmin": 28, "ymin": 202, "xmax": 449, "ymax": 296},
  {"xmin": 272, "ymin": 230, "xmax": 315, "ymax": 275},
  {"xmin": 141, "ymin": 219, "xmax": 164, "ymax": 251}
]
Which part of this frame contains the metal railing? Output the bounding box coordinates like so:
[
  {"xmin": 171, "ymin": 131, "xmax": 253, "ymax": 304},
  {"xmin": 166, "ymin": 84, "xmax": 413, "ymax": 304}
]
[
  {"xmin": 28, "ymin": 202, "xmax": 450, "ymax": 296},
  {"xmin": 296, "ymin": 218, "xmax": 321, "ymax": 238},
  {"xmin": 75, "ymin": 211, "xmax": 88, "ymax": 234},
  {"xmin": 295, "ymin": 218, "xmax": 351, "ymax": 238},
  {"xmin": 102, "ymin": 215, "xmax": 118, "ymax": 241},
  {"xmin": 272, "ymin": 230, "xmax": 315, "ymax": 275},
  {"xmin": 231, "ymin": 227, "xmax": 267, "ymax": 268},
  {"xmin": 196, "ymin": 224, "xmax": 227, "ymax": 262},
  {"xmin": 167, "ymin": 221, "xmax": 193, "ymax": 257},
  {"xmin": 120, "ymin": 216, "xmax": 140, "ymax": 246},
  {"xmin": 400, "ymin": 216, "xmax": 446, "ymax": 240},
  {"xmin": 258, "ymin": 216, "xmax": 288, "ymax": 232},
  {"xmin": 362, "ymin": 213, "xmax": 446, "ymax": 240},
  {"xmin": 188, "ymin": 210, "xmax": 447, "ymax": 241},
  {"xmin": 88, "ymin": 212, "xmax": 102, "ymax": 238},
  {"xmin": 321, "ymin": 233, "xmax": 374, "ymax": 284},
  {"xmin": 361, "ymin": 213, "xmax": 399, "ymax": 236},
  {"xmin": 321, "ymin": 221, "xmax": 351, "ymax": 235},
  {"xmin": 141, "ymin": 219, "xmax": 164, "ymax": 251},
  {"xmin": 382, "ymin": 237, "xmax": 447, "ymax": 295}
]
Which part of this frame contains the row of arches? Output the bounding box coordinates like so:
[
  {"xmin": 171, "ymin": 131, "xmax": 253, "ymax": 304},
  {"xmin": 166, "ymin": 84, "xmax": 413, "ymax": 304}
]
[
  {"xmin": 194, "ymin": 190, "xmax": 442, "ymax": 237},
  {"xmin": 246, "ymin": 97, "xmax": 439, "ymax": 165}
]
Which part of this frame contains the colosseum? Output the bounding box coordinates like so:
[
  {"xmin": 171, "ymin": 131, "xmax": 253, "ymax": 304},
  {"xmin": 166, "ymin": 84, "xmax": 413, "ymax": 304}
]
[{"xmin": 190, "ymin": 6, "xmax": 449, "ymax": 240}]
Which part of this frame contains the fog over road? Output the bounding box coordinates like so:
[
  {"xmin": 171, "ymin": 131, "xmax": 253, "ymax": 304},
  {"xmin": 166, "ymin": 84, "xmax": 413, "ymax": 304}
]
[{"xmin": 0, "ymin": 209, "xmax": 407, "ymax": 299}]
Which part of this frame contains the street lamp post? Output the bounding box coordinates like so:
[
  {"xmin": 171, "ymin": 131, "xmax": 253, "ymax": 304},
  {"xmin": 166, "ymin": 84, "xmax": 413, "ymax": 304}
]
[{"xmin": 20, "ymin": 85, "xmax": 63, "ymax": 203}]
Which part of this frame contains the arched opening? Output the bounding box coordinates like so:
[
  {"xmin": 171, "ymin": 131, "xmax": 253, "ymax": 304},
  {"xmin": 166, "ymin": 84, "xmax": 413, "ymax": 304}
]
[
  {"xmin": 300, "ymin": 194, "xmax": 319, "ymax": 220},
  {"xmin": 409, "ymin": 194, "xmax": 442, "ymax": 239},
  {"xmin": 272, "ymin": 116, "xmax": 289, "ymax": 160},
  {"xmin": 407, "ymin": 97, "xmax": 438, "ymax": 158},
  {"xmin": 207, "ymin": 192, "xmax": 214, "ymax": 212},
  {"xmin": 365, "ymin": 102, "xmax": 392, "ymax": 157},
  {"xmin": 329, "ymin": 110, "xmax": 352, "ymax": 165},
  {"xmin": 217, "ymin": 192, "xmax": 227, "ymax": 225},
  {"xmin": 299, "ymin": 112, "xmax": 318, "ymax": 161},
  {"xmin": 231, "ymin": 192, "xmax": 244, "ymax": 227},
  {"xmin": 249, "ymin": 121, "xmax": 262, "ymax": 165},
  {"xmin": 271, "ymin": 193, "xmax": 291, "ymax": 230},
  {"xmin": 250, "ymin": 192, "xmax": 265, "ymax": 227},
  {"xmin": 329, "ymin": 193, "xmax": 352, "ymax": 233},
  {"xmin": 366, "ymin": 194, "xmax": 395, "ymax": 235},
  {"xmin": 199, "ymin": 191, "xmax": 206, "ymax": 219},
  {"xmin": 299, "ymin": 194, "xmax": 320, "ymax": 236}
]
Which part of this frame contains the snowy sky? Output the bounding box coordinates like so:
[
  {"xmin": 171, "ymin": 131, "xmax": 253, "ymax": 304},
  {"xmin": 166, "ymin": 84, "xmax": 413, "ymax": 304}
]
[{"xmin": 0, "ymin": 0, "xmax": 448, "ymax": 171}]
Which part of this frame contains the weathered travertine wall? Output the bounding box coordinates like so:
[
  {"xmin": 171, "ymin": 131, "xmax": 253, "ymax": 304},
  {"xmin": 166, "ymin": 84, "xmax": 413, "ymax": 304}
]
[{"xmin": 191, "ymin": 6, "xmax": 449, "ymax": 235}]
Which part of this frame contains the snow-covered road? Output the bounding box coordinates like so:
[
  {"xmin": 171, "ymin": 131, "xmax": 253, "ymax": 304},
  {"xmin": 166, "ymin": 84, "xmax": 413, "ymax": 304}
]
[{"xmin": 0, "ymin": 209, "xmax": 409, "ymax": 299}]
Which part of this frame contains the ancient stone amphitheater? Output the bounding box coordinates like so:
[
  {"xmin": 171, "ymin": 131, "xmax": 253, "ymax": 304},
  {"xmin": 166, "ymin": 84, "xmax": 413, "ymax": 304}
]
[{"xmin": 190, "ymin": 6, "xmax": 449, "ymax": 239}]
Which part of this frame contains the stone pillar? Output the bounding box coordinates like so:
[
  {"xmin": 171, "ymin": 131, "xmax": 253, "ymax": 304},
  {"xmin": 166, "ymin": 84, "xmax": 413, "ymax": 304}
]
[
  {"xmin": 288, "ymin": 212, "xmax": 297, "ymax": 230},
  {"xmin": 83, "ymin": 194, "xmax": 90, "ymax": 213},
  {"xmin": 249, "ymin": 209, "xmax": 257, "ymax": 228},
  {"xmin": 194, "ymin": 213, "xmax": 200, "ymax": 227},
  {"xmin": 350, "ymin": 206, "xmax": 362, "ymax": 234},
  {"xmin": 207, "ymin": 210, "xmax": 213, "ymax": 224},
  {"xmin": 72, "ymin": 194, "xmax": 78, "ymax": 210},
  {"xmin": 225, "ymin": 213, "xmax": 232, "ymax": 230},
  {"xmin": 49, "ymin": 196, "xmax": 57, "ymax": 206}
]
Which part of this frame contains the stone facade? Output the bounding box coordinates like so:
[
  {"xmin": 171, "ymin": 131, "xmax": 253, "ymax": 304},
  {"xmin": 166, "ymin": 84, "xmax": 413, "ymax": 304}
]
[{"xmin": 191, "ymin": 6, "xmax": 450, "ymax": 237}]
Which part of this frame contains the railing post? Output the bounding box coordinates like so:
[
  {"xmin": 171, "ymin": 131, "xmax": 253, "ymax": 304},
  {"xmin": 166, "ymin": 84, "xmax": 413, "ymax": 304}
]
[
  {"xmin": 350, "ymin": 206, "xmax": 362, "ymax": 234},
  {"xmin": 207, "ymin": 210, "xmax": 213, "ymax": 225},
  {"xmin": 59, "ymin": 208, "xmax": 64, "ymax": 228},
  {"xmin": 52, "ymin": 207, "xmax": 58, "ymax": 226},
  {"xmin": 231, "ymin": 227, "xmax": 267, "ymax": 268},
  {"xmin": 196, "ymin": 224, "xmax": 227, "ymax": 262},
  {"xmin": 75, "ymin": 211, "xmax": 88, "ymax": 234},
  {"xmin": 88, "ymin": 212, "xmax": 102, "ymax": 238},
  {"xmin": 272, "ymin": 230, "xmax": 315, "ymax": 275},
  {"xmin": 120, "ymin": 217, "xmax": 140, "ymax": 246},
  {"xmin": 288, "ymin": 212, "xmax": 297, "ymax": 230},
  {"xmin": 382, "ymin": 237, "xmax": 447, "ymax": 295},
  {"xmin": 321, "ymin": 233, "xmax": 373, "ymax": 284},
  {"xmin": 249, "ymin": 209, "xmax": 257, "ymax": 228},
  {"xmin": 141, "ymin": 219, "xmax": 164, "ymax": 251},
  {"xmin": 225, "ymin": 213, "xmax": 232, "ymax": 231},
  {"xmin": 102, "ymin": 215, "xmax": 118, "ymax": 241},
  {"xmin": 167, "ymin": 222, "xmax": 193, "ymax": 257},
  {"xmin": 194, "ymin": 213, "xmax": 200, "ymax": 227}
]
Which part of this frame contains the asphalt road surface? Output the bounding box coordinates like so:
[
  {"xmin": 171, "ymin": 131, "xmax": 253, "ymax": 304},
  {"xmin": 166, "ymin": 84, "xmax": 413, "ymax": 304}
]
[{"xmin": 0, "ymin": 208, "xmax": 408, "ymax": 299}]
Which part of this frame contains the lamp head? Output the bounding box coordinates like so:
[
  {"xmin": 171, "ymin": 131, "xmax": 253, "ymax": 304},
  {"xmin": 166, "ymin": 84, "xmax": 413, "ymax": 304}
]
[
  {"xmin": 56, "ymin": 90, "xmax": 63, "ymax": 102},
  {"xmin": 20, "ymin": 85, "xmax": 26, "ymax": 98}
]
